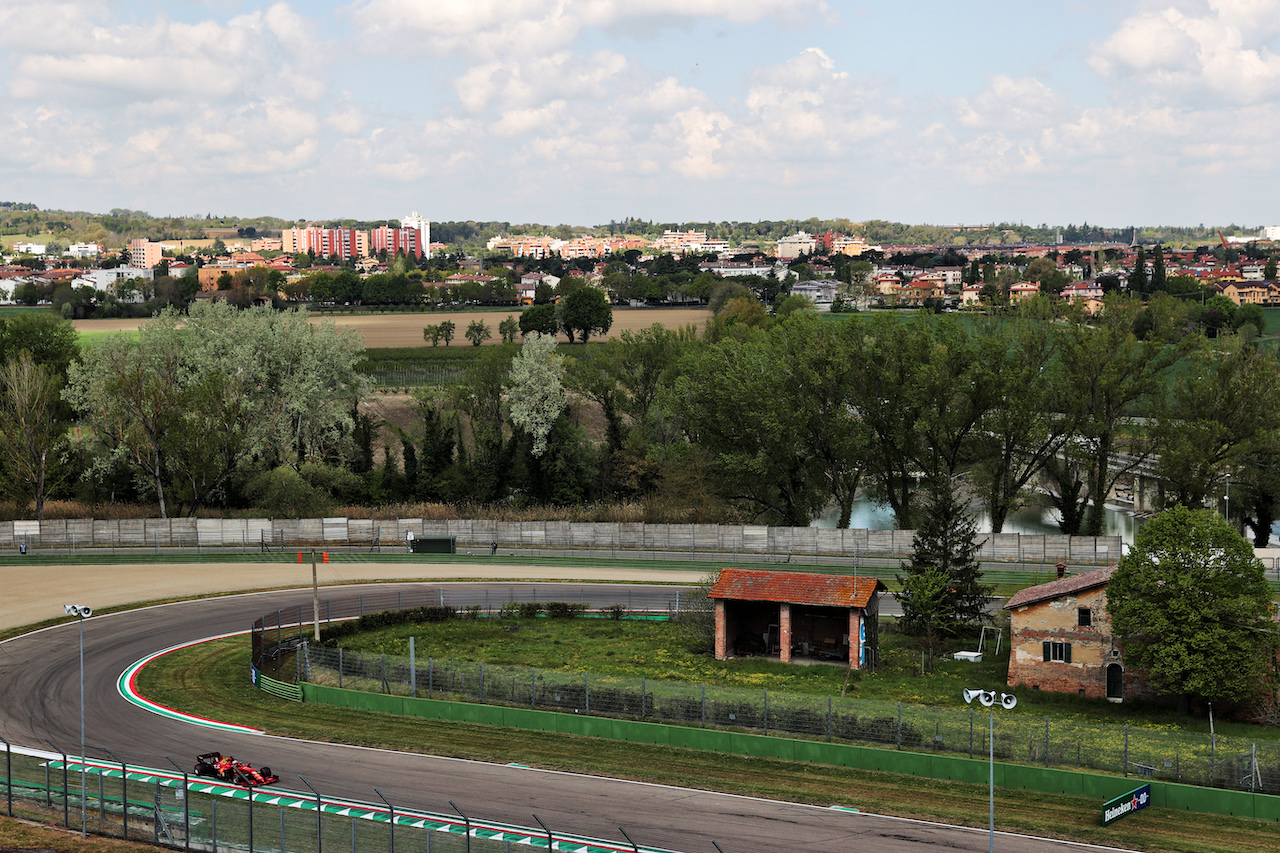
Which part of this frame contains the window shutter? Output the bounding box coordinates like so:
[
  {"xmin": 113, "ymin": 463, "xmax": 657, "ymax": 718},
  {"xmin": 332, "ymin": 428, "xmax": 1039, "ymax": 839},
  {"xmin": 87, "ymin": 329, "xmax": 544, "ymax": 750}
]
[
  {"xmin": 1064, "ymin": 643, "xmax": 1072, "ymax": 663},
  {"xmin": 1043, "ymin": 641, "xmax": 1051, "ymax": 661}
]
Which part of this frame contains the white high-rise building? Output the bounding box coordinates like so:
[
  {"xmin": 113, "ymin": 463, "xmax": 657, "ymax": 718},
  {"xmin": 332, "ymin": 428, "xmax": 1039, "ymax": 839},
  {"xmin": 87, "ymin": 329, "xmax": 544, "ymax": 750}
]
[
  {"xmin": 1264, "ymin": 225, "xmax": 1280, "ymax": 241},
  {"xmin": 401, "ymin": 210, "xmax": 431, "ymax": 259}
]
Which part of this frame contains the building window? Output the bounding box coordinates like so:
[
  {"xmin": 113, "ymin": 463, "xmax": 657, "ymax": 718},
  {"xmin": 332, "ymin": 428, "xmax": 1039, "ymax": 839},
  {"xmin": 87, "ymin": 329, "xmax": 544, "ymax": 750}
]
[
  {"xmin": 1042, "ymin": 641, "xmax": 1072, "ymax": 663},
  {"xmin": 1078, "ymin": 608, "xmax": 1092, "ymax": 627}
]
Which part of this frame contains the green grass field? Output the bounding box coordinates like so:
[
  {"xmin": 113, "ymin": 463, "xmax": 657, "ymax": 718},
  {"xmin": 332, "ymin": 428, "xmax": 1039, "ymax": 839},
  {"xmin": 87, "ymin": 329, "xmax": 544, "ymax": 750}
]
[
  {"xmin": 0, "ymin": 305, "xmax": 57, "ymax": 318},
  {"xmin": 131, "ymin": 637, "xmax": 1280, "ymax": 853}
]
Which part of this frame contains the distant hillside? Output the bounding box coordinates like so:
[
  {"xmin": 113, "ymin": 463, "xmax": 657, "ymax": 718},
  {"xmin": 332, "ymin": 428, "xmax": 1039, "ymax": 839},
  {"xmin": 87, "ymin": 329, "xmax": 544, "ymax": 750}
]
[{"xmin": 0, "ymin": 202, "xmax": 1266, "ymax": 251}]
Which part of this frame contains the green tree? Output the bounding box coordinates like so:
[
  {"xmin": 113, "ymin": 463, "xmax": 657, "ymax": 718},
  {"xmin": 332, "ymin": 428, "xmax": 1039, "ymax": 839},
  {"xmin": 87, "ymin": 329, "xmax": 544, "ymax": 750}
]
[
  {"xmin": 465, "ymin": 319, "xmax": 492, "ymax": 346},
  {"xmin": 1058, "ymin": 297, "xmax": 1187, "ymax": 535},
  {"xmin": 0, "ymin": 352, "xmax": 67, "ymax": 519},
  {"xmin": 673, "ymin": 327, "xmax": 828, "ymax": 526},
  {"xmin": 506, "ymin": 333, "xmax": 566, "ymax": 457},
  {"xmin": 64, "ymin": 304, "xmax": 366, "ymax": 517},
  {"xmin": 895, "ymin": 565, "xmax": 955, "ymax": 672},
  {"xmin": 847, "ymin": 313, "xmax": 1000, "ymax": 528},
  {"xmin": 1128, "ymin": 246, "xmax": 1148, "ymax": 294},
  {"xmin": 1265, "ymin": 257, "xmax": 1277, "ymax": 280},
  {"xmin": 970, "ymin": 312, "xmax": 1075, "ymax": 532},
  {"xmin": 497, "ymin": 315, "xmax": 520, "ymax": 343},
  {"xmin": 774, "ymin": 294, "xmax": 814, "ymax": 317},
  {"xmin": 1151, "ymin": 245, "xmax": 1167, "ymax": 291},
  {"xmin": 1154, "ymin": 336, "xmax": 1280, "ymax": 507},
  {"xmin": 406, "ymin": 393, "xmax": 456, "ymax": 501},
  {"xmin": 0, "ymin": 313, "xmax": 79, "ymax": 381},
  {"xmin": 438, "ymin": 319, "xmax": 456, "ymax": 346},
  {"xmin": 780, "ymin": 315, "xmax": 869, "ymax": 528},
  {"xmin": 897, "ymin": 476, "xmax": 991, "ymax": 629},
  {"xmin": 451, "ymin": 343, "xmax": 516, "ymax": 502},
  {"xmin": 1237, "ymin": 446, "xmax": 1280, "ymax": 547},
  {"xmin": 519, "ymin": 303, "xmax": 558, "ymax": 338},
  {"xmin": 1107, "ymin": 505, "xmax": 1278, "ymax": 712},
  {"xmin": 559, "ymin": 287, "xmax": 613, "ymax": 343}
]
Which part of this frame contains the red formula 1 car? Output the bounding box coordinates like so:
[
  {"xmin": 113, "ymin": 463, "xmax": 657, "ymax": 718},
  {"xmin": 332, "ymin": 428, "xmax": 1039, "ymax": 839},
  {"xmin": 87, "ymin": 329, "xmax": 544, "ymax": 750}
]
[{"xmin": 194, "ymin": 752, "xmax": 279, "ymax": 787}]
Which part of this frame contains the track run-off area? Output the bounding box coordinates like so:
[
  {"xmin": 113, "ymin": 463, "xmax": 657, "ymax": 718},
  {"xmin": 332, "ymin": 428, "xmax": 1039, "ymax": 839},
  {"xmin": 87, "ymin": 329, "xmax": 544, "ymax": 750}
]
[{"xmin": 0, "ymin": 553, "xmax": 1169, "ymax": 852}]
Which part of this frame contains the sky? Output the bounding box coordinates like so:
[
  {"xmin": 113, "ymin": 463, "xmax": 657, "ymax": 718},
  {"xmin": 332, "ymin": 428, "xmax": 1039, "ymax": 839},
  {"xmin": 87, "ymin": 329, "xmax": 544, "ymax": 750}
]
[{"xmin": 2, "ymin": 0, "xmax": 1279, "ymax": 229}]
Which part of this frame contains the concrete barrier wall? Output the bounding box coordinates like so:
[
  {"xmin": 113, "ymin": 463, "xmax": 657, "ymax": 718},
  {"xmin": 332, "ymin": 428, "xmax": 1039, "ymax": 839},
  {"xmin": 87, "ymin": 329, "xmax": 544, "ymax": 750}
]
[{"xmin": 0, "ymin": 516, "xmax": 1123, "ymax": 564}]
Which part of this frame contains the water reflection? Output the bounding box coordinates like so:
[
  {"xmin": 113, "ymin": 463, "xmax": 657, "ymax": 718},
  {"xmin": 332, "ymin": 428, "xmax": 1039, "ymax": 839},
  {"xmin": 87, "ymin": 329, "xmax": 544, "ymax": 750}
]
[{"xmin": 811, "ymin": 497, "xmax": 1138, "ymax": 545}]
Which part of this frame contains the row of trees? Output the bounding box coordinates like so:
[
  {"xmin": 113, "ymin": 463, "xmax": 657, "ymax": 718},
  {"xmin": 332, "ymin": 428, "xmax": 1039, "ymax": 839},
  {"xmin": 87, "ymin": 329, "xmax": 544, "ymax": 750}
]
[
  {"xmin": 2, "ymin": 296, "xmax": 1276, "ymax": 534},
  {"xmin": 674, "ymin": 297, "xmax": 1280, "ymax": 539}
]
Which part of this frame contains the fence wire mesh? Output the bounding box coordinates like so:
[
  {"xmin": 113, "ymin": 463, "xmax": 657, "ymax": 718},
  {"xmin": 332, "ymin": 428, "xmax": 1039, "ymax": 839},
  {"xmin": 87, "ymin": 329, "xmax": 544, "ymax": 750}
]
[
  {"xmin": 294, "ymin": 637, "xmax": 1280, "ymax": 794},
  {"xmin": 0, "ymin": 746, "xmax": 651, "ymax": 853}
]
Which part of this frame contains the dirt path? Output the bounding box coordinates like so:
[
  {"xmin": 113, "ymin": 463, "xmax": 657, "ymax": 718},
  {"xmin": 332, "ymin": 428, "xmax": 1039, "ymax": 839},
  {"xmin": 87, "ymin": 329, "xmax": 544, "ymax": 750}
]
[{"xmin": 1, "ymin": 561, "xmax": 706, "ymax": 633}]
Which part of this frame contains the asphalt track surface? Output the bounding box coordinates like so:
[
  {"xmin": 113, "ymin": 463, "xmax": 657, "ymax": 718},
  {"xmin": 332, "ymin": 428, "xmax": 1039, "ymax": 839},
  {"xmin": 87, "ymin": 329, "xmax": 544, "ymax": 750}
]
[{"xmin": 0, "ymin": 573, "xmax": 1137, "ymax": 853}]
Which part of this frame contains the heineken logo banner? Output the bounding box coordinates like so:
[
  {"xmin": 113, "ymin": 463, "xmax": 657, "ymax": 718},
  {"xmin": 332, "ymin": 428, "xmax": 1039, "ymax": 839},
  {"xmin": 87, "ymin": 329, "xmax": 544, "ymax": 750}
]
[{"xmin": 1102, "ymin": 784, "xmax": 1151, "ymax": 826}]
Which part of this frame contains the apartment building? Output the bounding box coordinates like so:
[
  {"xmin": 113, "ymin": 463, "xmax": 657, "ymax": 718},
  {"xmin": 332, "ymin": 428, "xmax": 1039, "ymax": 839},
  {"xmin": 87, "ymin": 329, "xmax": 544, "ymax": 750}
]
[
  {"xmin": 282, "ymin": 227, "xmax": 368, "ymax": 260},
  {"xmin": 129, "ymin": 238, "xmax": 164, "ymax": 270}
]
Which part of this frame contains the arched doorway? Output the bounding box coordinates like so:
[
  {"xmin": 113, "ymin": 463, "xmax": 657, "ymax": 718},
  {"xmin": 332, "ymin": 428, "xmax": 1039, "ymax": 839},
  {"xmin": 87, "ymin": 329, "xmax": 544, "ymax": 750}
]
[{"xmin": 1106, "ymin": 663, "xmax": 1124, "ymax": 701}]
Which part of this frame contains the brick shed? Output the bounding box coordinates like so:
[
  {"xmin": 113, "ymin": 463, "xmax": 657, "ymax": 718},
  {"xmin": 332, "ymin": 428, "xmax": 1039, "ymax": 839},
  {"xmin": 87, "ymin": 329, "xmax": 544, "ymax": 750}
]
[
  {"xmin": 1005, "ymin": 565, "xmax": 1152, "ymax": 702},
  {"xmin": 708, "ymin": 568, "xmax": 886, "ymax": 670}
]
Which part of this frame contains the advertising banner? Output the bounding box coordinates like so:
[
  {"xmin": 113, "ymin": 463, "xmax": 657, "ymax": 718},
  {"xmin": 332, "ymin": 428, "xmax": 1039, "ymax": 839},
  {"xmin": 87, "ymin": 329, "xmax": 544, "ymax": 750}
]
[{"xmin": 1102, "ymin": 784, "xmax": 1151, "ymax": 826}]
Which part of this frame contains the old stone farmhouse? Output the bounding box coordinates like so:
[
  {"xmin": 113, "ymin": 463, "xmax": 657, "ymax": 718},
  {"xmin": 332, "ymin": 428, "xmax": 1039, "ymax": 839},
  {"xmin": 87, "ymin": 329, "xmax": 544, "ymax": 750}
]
[
  {"xmin": 1004, "ymin": 565, "xmax": 1152, "ymax": 702},
  {"xmin": 708, "ymin": 568, "xmax": 886, "ymax": 669}
]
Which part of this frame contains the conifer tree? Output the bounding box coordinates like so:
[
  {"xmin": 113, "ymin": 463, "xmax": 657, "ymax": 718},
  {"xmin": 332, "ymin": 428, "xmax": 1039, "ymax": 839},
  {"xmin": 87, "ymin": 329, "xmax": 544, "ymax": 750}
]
[
  {"xmin": 1151, "ymin": 245, "xmax": 1167, "ymax": 292},
  {"xmin": 1128, "ymin": 246, "xmax": 1148, "ymax": 294},
  {"xmin": 897, "ymin": 477, "xmax": 992, "ymax": 632}
]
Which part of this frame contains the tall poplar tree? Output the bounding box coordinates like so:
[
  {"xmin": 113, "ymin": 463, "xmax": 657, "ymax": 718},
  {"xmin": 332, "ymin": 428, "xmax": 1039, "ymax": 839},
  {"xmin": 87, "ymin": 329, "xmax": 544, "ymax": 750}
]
[{"xmin": 1128, "ymin": 246, "xmax": 1148, "ymax": 294}]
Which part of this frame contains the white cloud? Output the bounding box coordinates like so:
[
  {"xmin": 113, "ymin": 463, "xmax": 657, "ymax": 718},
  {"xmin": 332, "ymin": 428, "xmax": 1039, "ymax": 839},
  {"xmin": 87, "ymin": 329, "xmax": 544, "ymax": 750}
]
[
  {"xmin": 662, "ymin": 107, "xmax": 733, "ymax": 178},
  {"xmin": 954, "ymin": 75, "xmax": 1068, "ymax": 132},
  {"xmin": 742, "ymin": 48, "xmax": 897, "ymax": 152},
  {"xmin": 8, "ymin": 3, "xmax": 326, "ymax": 105},
  {"xmin": 348, "ymin": 0, "xmax": 831, "ymax": 59},
  {"xmin": 490, "ymin": 99, "xmax": 569, "ymax": 136},
  {"xmin": 1089, "ymin": 1, "xmax": 1280, "ymax": 104},
  {"xmin": 454, "ymin": 50, "xmax": 630, "ymax": 113}
]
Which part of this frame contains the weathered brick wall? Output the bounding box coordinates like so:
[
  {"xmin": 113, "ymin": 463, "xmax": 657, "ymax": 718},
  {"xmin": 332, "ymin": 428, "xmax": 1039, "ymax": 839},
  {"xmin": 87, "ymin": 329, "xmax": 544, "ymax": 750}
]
[{"xmin": 1009, "ymin": 586, "xmax": 1129, "ymax": 700}]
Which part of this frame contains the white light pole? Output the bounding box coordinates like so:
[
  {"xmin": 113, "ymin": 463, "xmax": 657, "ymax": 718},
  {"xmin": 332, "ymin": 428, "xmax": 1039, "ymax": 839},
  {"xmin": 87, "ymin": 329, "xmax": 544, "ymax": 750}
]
[
  {"xmin": 963, "ymin": 689, "xmax": 1018, "ymax": 853},
  {"xmin": 64, "ymin": 604, "xmax": 92, "ymax": 838},
  {"xmin": 1224, "ymin": 475, "xmax": 1231, "ymax": 532}
]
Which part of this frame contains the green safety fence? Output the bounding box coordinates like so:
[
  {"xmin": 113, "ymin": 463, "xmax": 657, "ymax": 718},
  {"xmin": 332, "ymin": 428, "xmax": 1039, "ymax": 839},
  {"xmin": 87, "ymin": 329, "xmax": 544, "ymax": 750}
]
[{"xmin": 300, "ymin": 682, "xmax": 1280, "ymax": 824}]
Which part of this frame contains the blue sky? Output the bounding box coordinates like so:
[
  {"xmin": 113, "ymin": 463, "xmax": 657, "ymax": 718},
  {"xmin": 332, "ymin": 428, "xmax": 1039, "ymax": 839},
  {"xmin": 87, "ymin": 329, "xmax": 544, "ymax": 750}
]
[{"xmin": 2, "ymin": 1, "xmax": 1278, "ymax": 229}]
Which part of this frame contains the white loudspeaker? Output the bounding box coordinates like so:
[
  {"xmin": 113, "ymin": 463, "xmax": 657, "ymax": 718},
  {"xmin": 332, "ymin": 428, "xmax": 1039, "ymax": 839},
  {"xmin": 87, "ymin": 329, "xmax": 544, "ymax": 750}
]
[
  {"xmin": 1000, "ymin": 693, "xmax": 1018, "ymax": 709},
  {"xmin": 979, "ymin": 690, "xmax": 995, "ymax": 706},
  {"xmin": 64, "ymin": 604, "xmax": 91, "ymax": 618}
]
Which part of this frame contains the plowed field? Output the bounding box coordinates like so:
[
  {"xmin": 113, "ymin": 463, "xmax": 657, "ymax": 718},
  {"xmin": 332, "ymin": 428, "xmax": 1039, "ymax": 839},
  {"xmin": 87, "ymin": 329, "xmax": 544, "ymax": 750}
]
[{"xmin": 73, "ymin": 307, "xmax": 710, "ymax": 348}]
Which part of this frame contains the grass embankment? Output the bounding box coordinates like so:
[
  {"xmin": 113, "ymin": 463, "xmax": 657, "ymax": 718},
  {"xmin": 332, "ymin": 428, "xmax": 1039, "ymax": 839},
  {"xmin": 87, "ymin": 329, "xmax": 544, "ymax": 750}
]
[
  {"xmin": 135, "ymin": 635, "xmax": 1279, "ymax": 853},
  {"xmin": 0, "ymin": 816, "xmax": 171, "ymax": 853}
]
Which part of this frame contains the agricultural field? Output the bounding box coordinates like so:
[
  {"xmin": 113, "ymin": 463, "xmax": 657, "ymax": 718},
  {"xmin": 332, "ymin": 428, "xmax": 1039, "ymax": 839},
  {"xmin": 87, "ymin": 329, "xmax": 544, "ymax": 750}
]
[{"xmin": 72, "ymin": 306, "xmax": 710, "ymax": 348}]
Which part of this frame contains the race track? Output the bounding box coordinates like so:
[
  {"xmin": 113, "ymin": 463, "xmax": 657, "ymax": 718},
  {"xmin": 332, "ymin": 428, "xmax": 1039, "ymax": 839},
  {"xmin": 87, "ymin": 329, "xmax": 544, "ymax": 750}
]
[{"xmin": 0, "ymin": 572, "xmax": 1133, "ymax": 853}]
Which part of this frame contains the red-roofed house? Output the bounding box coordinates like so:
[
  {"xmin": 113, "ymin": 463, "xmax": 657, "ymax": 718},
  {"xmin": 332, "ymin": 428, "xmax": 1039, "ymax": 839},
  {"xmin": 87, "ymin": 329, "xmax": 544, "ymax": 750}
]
[
  {"xmin": 708, "ymin": 569, "xmax": 887, "ymax": 669},
  {"xmin": 1005, "ymin": 565, "xmax": 1152, "ymax": 703}
]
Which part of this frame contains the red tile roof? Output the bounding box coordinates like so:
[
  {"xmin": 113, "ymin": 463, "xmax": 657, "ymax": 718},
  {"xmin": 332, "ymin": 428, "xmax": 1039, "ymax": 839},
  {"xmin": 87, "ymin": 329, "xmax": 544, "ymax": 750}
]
[
  {"xmin": 1004, "ymin": 565, "xmax": 1117, "ymax": 610},
  {"xmin": 708, "ymin": 568, "xmax": 885, "ymax": 609}
]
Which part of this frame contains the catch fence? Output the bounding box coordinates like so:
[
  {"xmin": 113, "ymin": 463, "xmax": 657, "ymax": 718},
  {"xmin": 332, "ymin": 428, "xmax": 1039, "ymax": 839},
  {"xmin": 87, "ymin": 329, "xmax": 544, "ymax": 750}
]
[
  {"xmin": 0, "ymin": 516, "xmax": 1125, "ymax": 567},
  {"xmin": 0, "ymin": 743, "xmax": 677, "ymax": 853},
  {"xmin": 251, "ymin": 597, "xmax": 1280, "ymax": 796}
]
